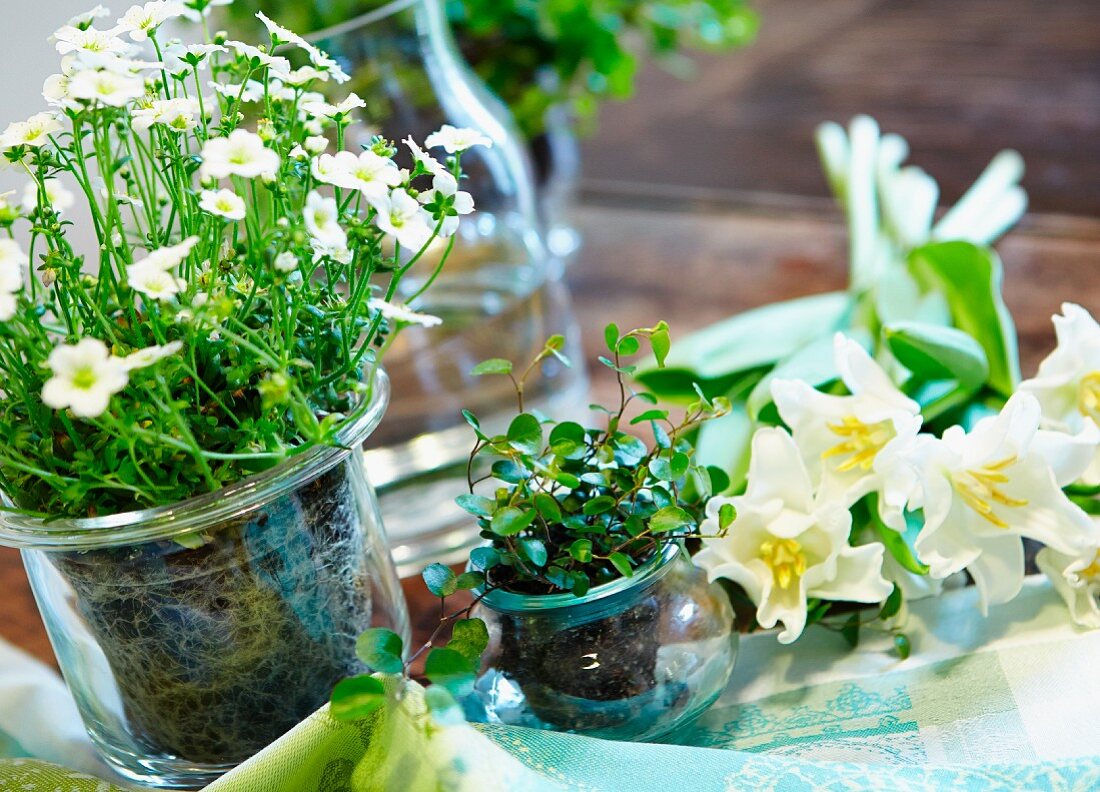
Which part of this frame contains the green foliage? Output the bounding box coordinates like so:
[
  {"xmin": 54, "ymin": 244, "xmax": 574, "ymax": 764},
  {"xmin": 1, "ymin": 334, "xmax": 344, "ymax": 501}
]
[
  {"xmin": 457, "ymin": 325, "xmax": 729, "ymax": 597},
  {"xmin": 330, "ymin": 675, "xmax": 386, "ymax": 722}
]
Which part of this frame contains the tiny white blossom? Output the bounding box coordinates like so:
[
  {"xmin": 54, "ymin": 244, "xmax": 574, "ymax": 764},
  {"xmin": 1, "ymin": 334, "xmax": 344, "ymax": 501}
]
[
  {"xmin": 419, "ymin": 172, "xmax": 474, "ymax": 237},
  {"xmin": 0, "ymin": 239, "xmax": 25, "ymax": 321},
  {"xmin": 180, "ymin": 0, "xmax": 231, "ymax": 21},
  {"xmin": 128, "ymin": 262, "xmax": 186, "ymax": 301},
  {"xmin": 280, "ymin": 66, "xmax": 328, "ymax": 86},
  {"xmin": 122, "ymin": 341, "xmax": 183, "ymax": 370},
  {"xmin": 67, "ymin": 5, "xmax": 112, "ymax": 28},
  {"xmin": 199, "ymin": 129, "xmax": 280, "ymax": 180},
  {"xmin": 23, "ymin": 179, "xmax": 76, "ymax": 214},
  {"xmin": 0, "ymin": 113, "xmax": 63, "ymax": 149},
  {"xmin": 273, "ymin": 251, "xmax": 298, "ymax": 273},
  {"xmin": 210, "ymin": 79, "xmax": 265, "ymax": 104},
  {"xmin": 304, "ymin": 135, "xmax": 329, "ymax": 155},
  {"xmin": 368, "ymin": 298, "xmax": 442, "ymax": 328},
  {"xmin": 42, "ymin": 339, "xmax": 129, "ymax": 418},
  {"xmin": 68, "ymin": 68, "xmax": 146, "ymax": 107},
  {"xmin": 303, "ymin": 190, "xmax": 346, "ymax": 246},
  {"xmin": 43, "ymin": 73, "xmax": 74, "ymax": 107},
  {"xmin": 376, "ymin": 189, "xmax": 434, "ymax": 250},
  {"xmin": 310, "ymin": 239, "xmax": 351, "ymax": 264},
  {"xmin": 314, "ymin": 150, "xmax": 402, "ymax": 205},
  {"xmin": 223, "ymin": 40, "xmax": 291, "ymax": 72},
  {"xmin": 115, "ymin": 2, "xmax": 186, "ymax": 42},
  {"xmin": 301, "ymin": 93, "xmax": 365, "ymax": 121},
  {"xmin": 198, "ymin": 188, "xmax": 246, "ymax": 221},
  {"xmin": 132, "ymin": 97, "xmax": 199, "ymax": 133},
  {"xmin": 53, "ymin": 25, "xmax": 133, "ymax": 59},
  {"xmin": 425, "ymin": 125, "xmax": 492, "ymax": 154}
]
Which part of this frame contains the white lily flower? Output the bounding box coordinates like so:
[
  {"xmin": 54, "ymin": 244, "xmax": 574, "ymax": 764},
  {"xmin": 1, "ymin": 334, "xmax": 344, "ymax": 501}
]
[
  {"xmin": 369, "ymin": 298, "xmax": 442, "ymax": 328},
  {"xmin": 115, "ymin": 2, "xmax": 186, "ymax": 42},
  {"xmin": 376, "ymin": 189, "xmax": 434, "ymax": 250},
  {"xmin": 772, "ymin": 334, "xmax": 923, "ymax": 527},
  {"xmin": 67, "ymin": 68, "xmax": 146, "ymax": 107},
  {"xmin": 42, "ymin": 338, "xmax": 129, "ymax": 418},
  {"xmin": 696, "ymin": 427, "xmax": 894, "ymax": 644},
  {"xmin": 1019, "ymin": 303, "xmax": 1100, "ymax": 483},
  {"xmin": 425, "ymin": 125, "xmax": 492, "ymax": 154},
  {"xmin": 907, "ymin": 392, "xmax": 1100, "ymax": 613},
  {"xmin": 0, "ymin": 240, "xmax": 25, "ymax": 321},
  {"xmin": 1037, "ymin": 544, "xmax": 1100, "ymax": 630},
  {"xmin": 199, "ymin": 130, "xmax": 280, "ymax": 181},
  {"xmin": 302, "ymin": 191, "xmax": 346, "ymax": 247},
  {"xmin": 314, "ymin": 150, "xmax": 402, "ymax": 206},
  {"xmin": 122, "ymin": 341, "xmax": 182, "ymax": 371},
  {"xmin": 198, "ymin": 188, "xmax": 246, "ymax": 221},
  {"xmin": 23, "ymin": 179, "xmax": 76, "ymax": 214},
  {"xmin": 0, "ymin": 113, "xmax": 63, "ymax": 149}
]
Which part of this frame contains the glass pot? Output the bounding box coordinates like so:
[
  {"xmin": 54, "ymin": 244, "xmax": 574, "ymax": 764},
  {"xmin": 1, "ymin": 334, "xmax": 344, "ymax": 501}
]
[
  {"xmin": 464, "ymin": 542, "xmax": 738, "ymax": 741},
  {"xmin": 310, "ymin": 0, "xmax": 589, "ymax": 574},
  {"xmin": 0, "ymin": 372, "xmax": 408, "ymax": 790}
]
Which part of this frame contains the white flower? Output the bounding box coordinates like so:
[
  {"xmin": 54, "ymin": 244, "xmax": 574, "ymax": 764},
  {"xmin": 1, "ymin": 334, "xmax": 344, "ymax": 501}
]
[
  {"xmin": 53, "ymin": 25, "xmax": 133, "ymax": 59},
  {"xmin": 134, "ymin": 236, "xmax": 199, "ymax": 271},
  {"xmin": 43, "ymin": 73, "xmax": 75, "ymax": 107},
  {"xmin": 376, "ymin": 189, "xmax": 434, "ymax": 250},
  {"xmin": 424, "ymin": 125, "xmax": 492, "ymax": 154},
  {"xmin": 210, "ymin": 79, "xmax": 265, "ymax": 104},
  {"xmin": 1020, "ymin": 303, "xmax": 1100, "ymax": 484},
  {"xmin": 132, "ymin": 97, "xmax": 199, "ymax": 133},
  {"xmin": 288, "ymin": 145, "xmax": 308, "ymax": 160},
  {"xmin": 303, "ymin": 191, "xmax": 346, "ymax": 246},
  {"xmin": 1, "ymin": 113, "xmax": 63, "ymax": 149},
  {"xmin": 273, "ymin": 251, "xmax": 299, "ymax": 273},
  {"xmin": 419, "ymin": 172, "xmax": 475, "ymax": 237},
  {"xmin": 128, "ymin": 262, "xmax": 186, "ymax": 301},
  {"xmin": 368, "ymin": 298, "xmax": 442, "ymax": 328},
  {"xmin": 310, "ymin": 239, "xmax": 351, "ymax": 264},
  {"xmin": 67, "ymin": 68, "xmax": 146, "ymax": 107},
  {"xmin": 301, "ymin": 93, "xmax": 365, "ymax": 121},
  {"xmin": 1037, "ymin": 544, "xmax": 1100, "ymax": 630},
  {"xmin": 199, "ymin": 130, "xmax": 280, "ymax": 180},
  {"xmin": 198, "ymin": 188, "xmax": 246, "ymax": 221},
  {"xmin": 0, "ymin": 240, "xmax": 25, "ymax": 321},
  {"xmin": 255, "ymin": 11, "xmax": 310, "ymax": 48},
  {"xmin": 281, "ymin": 66, "xmax": 328, "ymax": 86},
  {"xmin": 223, "ymin": 40, "xmax": 291, "ymax": 72},
  {"xmin": 180, "ymin": 0, "xmax": 231, "ymax": 20},
  {"xmin": 907, "ymin": 393, "xmax": 1100, "ymax": 613},
  {"xmin": 23, "ymin": 179, "xmax": 76, "ymax": 214},
  {"xmin": 115, "ymin": 2, "xmax": 186, "ymax": 42},
  {"xmin": 314, "ymin": 150, "xmax": 402, "ymax": 205},
  {"xmin": 66, "ymin": 5, "xmax": 111, "ymax": 28},
  {"xmin": 41, "ymin": 339, "xmax": 129, "ymax": 418},
  {"xmin": 405, "ymin": 135, "xmax": 454, "ymax": 185},
  {"xmin": 772, "ymin": 334, "xmax": 923, "ymax": 527},
  {"xmin": 122, "ymin": 341, "xmax": 183, "ymax": 371},
  {"xmin": 696, "ymin": 427, "xmax": 893, "ymax": 644},
  {"xmin": 304, "ymin": 135, "xmax": 329, "ymax": 155}
]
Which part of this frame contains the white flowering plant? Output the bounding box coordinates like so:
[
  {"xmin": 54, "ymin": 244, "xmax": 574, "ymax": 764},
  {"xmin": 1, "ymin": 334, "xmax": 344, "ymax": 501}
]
[
  {"xmin": 637, "ymin": 117, "xmax": 1100, "ymax": 651},
  {"xmin": 0, "ymin": 0, "xmax": 489, "ymax": 518}
]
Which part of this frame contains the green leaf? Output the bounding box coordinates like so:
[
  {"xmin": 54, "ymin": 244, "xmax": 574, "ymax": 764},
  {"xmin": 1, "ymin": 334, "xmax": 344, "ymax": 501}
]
[
  {"xmin": 634, "ymin": 292, "xmax": 853, "ymax": 401},
  {"xmin": 569, "ymin": 538, "xmax": 593, "ymax": 563},
  {"xmin": 908, "ymin": 241, "xmax": 1020, "ymax": 396},
  {"xmin": 583, "ymin": 495, "xmax": 617, "ymax": 515},
  {"xmin": 670, "ymin": 452, "xmax": 690, "ymax": 479},
  {"xmin": 630, "ymin": 409, "xmax": 669, "ymax": 425},
  {"xmin": 519, "ymin": 537, "xmax": 548, "ymax": 567},
  {"xmin": 461, "ymin": 409, "xmax": 481, "ymax": 430},
  {"xmin": 448, "ymin": 618, "xmax": 489, "ymax": 662},
  {"xmin": 879, "ymin": 584, "xmax": 903, "ymax": 621},
  {"xmin": 534, "ymin": 492, "xmax": 562, "ymax": 523},
  {"xmin": 840, "ymin": 613, "xmax": 861, "ymax": 648},
  {"xmin": 649, "ymin": 505, "xmax": 694, "ymax": 533},
  {"xmin": 718, "ymin": 503, "xmax": 737, "ymax": 532},
  {"xmin": 617, "ymin": 336, "xmax": 640, "ymax": 356},
  {"xmin": 884, "ymin": 321, "xmax": 989, "ymax": 389},
  {"xmin": 490, "ymin": 506, "xmax": 537, "ymax": 536},
  {"xmin": 355, "ymin": 628, "xmax": 404, "ymax": 674},
  {"xmin": 455, "ymin": 571, "xmax": 485, "ymax": 590},
  {"xmin": 506, "ymin": 413, "xmax": 543, "ymax": 455},
  {"xmin": 424, "ymin": 648, "xmax": 477, "ymax": 696},
  {"xmin": 330, "ymin": 675, "xmax": 386, "ymax": 722},
  {"xmin": 469, "ymin": 546, "xmax": 500, "ymax": 572},
  {"xmin": 648, "ymin": 456, "xmax": 674, "ymax": 482},
  {"xmin": 548, "ymin": 421, "xmax": 586, "ymax": 459},
  {"xmin": 650, "ymin": 321, "xmax": 671, "ymax": 367},
  {"xmin": 608, "ymin": 551, "xmax": 634, "ymax": 579},
  {"xmin": 695, "ymin": 403, "xmax": 753, "ymax": 495},
  {"xmin": 422, "ymin": 563, "xmax": 458, "ymax": 597},
  {"xmin": 455, "ymin": 493, "xmax": 494, "ymax": 518},
  {"xmin": 894, "ymin": 633, "xmax": 912, "ymax": 659},
  {"xmin": 869, "ymin": 497, "xmax": 930, "ymax": 575},
  {"xmin": 470, "ymin": 358, "xmax": 513, "ymax": 376},
  {"xmin": 604, "ymin": 323, "xmax": 620, "ymax": 353}
]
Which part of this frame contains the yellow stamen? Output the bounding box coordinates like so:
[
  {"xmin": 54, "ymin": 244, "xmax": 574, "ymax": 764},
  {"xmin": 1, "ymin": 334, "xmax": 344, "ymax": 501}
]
[
  {"xmin": 1081, "ymin": 552, "xmax": 1100, "ymax": 581},
  {"xmin": 1077, "ymin": 372, "xmax": 1100, "ymax": 422},
  {"xmin": 822, "ymin": 416, "xmax": 896, "ymax": 473},
  {"xmin": 950, "ymin": 456, "xmax": 1028, "ymax": 529},
  {"xmin": 760, "ymin": 538, "xmax": 807, "ymax": 589}
]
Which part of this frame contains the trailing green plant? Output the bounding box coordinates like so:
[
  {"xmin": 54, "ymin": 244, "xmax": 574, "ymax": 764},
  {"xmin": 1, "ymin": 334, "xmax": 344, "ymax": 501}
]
[{"xmin": 223, "ymin": 0, "xmax": 758, "ymax": 139}]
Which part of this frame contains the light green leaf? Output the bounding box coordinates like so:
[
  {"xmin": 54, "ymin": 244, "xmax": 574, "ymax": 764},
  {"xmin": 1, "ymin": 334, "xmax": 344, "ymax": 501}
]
[
  {"xmin": 490, "ymin": 507, "xmax": 538, "ymax": 536},
  {"xmin": 470, "ymin": 358, "xmax": 513, "ymax": 376},
  {"xmin": 422, "ymin": 563, "xmax": 458, "ymax": 597},
  {"xmin": 506, "ymin": 413, "xmax": 543, "ymax": 455},
  {"xmin": 649, "ymin": 505, "xmax": 694, "ymax": 533},
  {"xmin": 355, "ymin": 628, "xmax": 404, "ymax": 674},
  {"xmin": 330, "ymin": 675, "xmax": 386, "ymax": 722},
  {"xmin": 448, "ymin": 618, "xmax": 489, "ymax": 662},
  {"xmin": 884, "ymin": 321, "xmax": 989, "ymax": 389}
]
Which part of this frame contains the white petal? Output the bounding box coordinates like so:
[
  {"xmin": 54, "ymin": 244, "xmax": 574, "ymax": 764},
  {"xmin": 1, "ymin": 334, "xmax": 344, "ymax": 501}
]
[
  {"xmin": 965, "ymin": 534, "xmax": 1024, "ymax": 615},
  {"xmin": 807, "ymin": 542, "xmax": 892, "ymax": 603},
  {"xmin": 743, "ymin": 428, "xmax": 815, "ymax": 514}
]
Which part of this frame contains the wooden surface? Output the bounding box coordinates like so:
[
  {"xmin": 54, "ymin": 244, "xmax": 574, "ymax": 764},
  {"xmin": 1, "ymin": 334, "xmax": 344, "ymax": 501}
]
[
  {"xmin": 582, "ymin": 0, "xmax": 1100, "ymax": 217},
  {"xmin": 5, "ymin": 199, "xmax": 1100, "ymax": 666}
]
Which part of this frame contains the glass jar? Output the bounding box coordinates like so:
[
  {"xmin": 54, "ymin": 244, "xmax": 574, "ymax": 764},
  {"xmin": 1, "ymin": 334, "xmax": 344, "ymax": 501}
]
[
  {"xmin": 310, "ymin": 0, "xmax": 589, "ymax": 574},
  {"xmin": 464, "ymin": 542, "xmax": 738, "ymax": 741},
  {"xmin": 0, "ymin": 372, "xmax": 408, "ymax": 790}
]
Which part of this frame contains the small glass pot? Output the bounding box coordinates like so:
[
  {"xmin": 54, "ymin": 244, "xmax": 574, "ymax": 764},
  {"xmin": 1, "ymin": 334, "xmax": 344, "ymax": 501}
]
[
  {"xmin": 0, "ymin": 372, "xmax": 408, "ymax": 790},
  {"xmin": 464, "ymin": 542, "xmax": 738, "ymax": 741}
]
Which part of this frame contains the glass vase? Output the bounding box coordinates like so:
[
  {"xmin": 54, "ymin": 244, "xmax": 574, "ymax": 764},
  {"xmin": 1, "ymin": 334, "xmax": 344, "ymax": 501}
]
[
  {"xmin": 464, "ymin": 542, "xmax": 738, "ymax": 741},
  {"xmin": 310, "ymin": 0, "xmax": 589, "ymax": 575},
  {"xmin": 529, "ymin": 103, "xmax": 583, "ymax": 269},
  {"xmin": 0, "ymin": 372, "xmax": 408, "ymax": 790}
]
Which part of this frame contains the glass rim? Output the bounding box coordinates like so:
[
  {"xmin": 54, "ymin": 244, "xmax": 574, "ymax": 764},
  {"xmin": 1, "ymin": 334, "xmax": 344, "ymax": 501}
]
[
  {"xmin": 0, "ymin": 370, "xmax": 390, "ymax": 552},
  {"xmin": 476, "ymin": 541, "xmax": 683, "ymax": 615},
  {"xmin": 306, "ymin": 0, "xmax": 422, "ymax": 44}
]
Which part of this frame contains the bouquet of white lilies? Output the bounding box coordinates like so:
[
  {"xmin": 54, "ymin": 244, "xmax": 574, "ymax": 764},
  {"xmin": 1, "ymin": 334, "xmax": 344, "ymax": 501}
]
[
  {"xmin": 0, "ymin": 0, "xmax": 489, "ymax": 518},
  {"xmin": 639, "ymin": 117, "xmax": 1100, "ymax": 649}
]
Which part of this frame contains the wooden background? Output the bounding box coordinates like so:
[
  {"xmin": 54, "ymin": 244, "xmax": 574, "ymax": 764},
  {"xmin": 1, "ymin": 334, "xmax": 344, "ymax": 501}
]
[{"xmin": 2, "ymin": 0, "xmax": 1099, "ymax": 665}]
